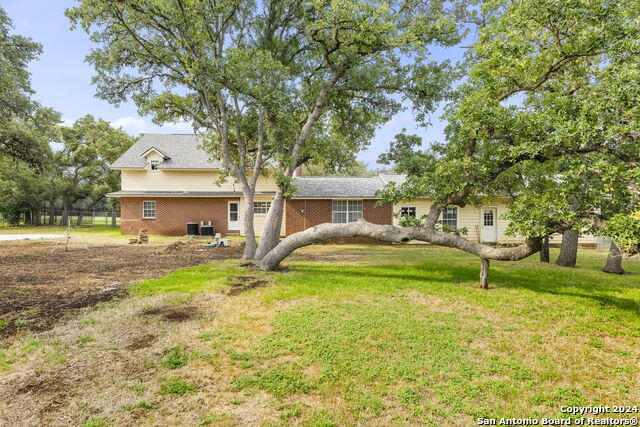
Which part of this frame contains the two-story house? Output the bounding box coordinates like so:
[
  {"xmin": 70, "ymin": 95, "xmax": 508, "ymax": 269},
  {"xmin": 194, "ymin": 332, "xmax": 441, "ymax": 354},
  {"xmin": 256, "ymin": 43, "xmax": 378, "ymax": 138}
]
[{"xmin": 108, "ymin": 134, "xmax": 599, "ymax": 247}]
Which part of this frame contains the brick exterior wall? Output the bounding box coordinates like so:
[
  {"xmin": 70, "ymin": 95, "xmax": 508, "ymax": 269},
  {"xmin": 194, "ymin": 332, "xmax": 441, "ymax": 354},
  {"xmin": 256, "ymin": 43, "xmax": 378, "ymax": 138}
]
[
  {"xmin": 120, "ymin": 197, "xmax": 238, "ymax": 236},
  {"xmin": 120, "ymin": 196, "xmax": 393, "ymax": 238},
  {"xmin": 285, "ymin": 198, "xmax": 393, "ymax": 237},
  {"xmin": 285, "ymin": 199, "xmax": 332, "ymax": 235}
]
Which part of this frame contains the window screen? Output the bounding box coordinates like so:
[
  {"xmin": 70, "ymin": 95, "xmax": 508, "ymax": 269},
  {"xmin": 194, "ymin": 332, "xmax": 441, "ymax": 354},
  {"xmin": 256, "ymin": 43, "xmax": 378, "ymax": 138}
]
[
  {"xmin": 441, "ymin": 206, "xmax": 457, "ymax": 229},
  {"xmin": 253, "ymin": 201, "xmax": 271, "ymax": 214},
  {"xmin": 332, "ymin": 200, "xmax": 363, "ymax": 223},
  {"xmin": 142, "ymin": 201, "xmax": 156, "ymax": 218},
  {"xmin": 400, "ymin": 207, "xmax": 416, "ymax": 218},
  {"xmin": 483, "ymin": 209, "xmax": 494, "ymax": 226}
]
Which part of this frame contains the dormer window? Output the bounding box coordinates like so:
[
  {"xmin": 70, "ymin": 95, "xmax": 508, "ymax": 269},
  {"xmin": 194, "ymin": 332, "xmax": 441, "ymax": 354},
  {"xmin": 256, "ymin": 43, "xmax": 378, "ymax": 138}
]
[{"xmin": 141, "ymin": 147, "xmax": 170, "ymax": 170}]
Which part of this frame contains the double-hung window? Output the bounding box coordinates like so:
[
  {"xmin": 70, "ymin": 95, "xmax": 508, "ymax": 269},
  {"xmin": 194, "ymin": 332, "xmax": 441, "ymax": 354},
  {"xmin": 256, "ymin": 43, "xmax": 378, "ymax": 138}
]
[
  {"xmin": 149, "ymin": 160, "xmax": 159, "ymax": 170},
  {"xmin": 400, "ymin": 207, "xmax": 417, "ymax": 218},
  {"xmin": 441, "ymin": 206, "xmax": 457, "ymax": 229},
  {"xmin": 332, "ymin": 200, "xmax": 363, "ymax": 223},
  {"xmin": 253, "ymin": 201, "xmax": 271, "ymax": 214},
  {"xmin": 142, "ymin": 201, "xmax": 156, "ymax": 219}
]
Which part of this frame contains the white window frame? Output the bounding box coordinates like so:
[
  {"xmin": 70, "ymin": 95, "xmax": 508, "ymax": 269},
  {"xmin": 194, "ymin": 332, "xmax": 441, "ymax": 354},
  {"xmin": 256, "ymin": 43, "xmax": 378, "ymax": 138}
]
[
  {"xmin": 400, "ymin": 206, "xmax": 417, "ymax": 218},
  {"xmin": 142, "ymin": 200, "xmax": 156, "ymax": 219},
  {"xmin": 440, "ymin": 206, "xmax": 458, "ymax": 229},
  {"xmin": 332, "ymin": 200, "xmax": 363, "ymax": 223},
  {"xmin": 149, "ymin": 160, "xmax": 160, "ymax": 171},
  {"xmin": 253, "ymin": 201, "xmax": 271, "ymax": 215},
  {"xmin": 483, "ymin": 209, "xmax": 495, "ymax": 227}
]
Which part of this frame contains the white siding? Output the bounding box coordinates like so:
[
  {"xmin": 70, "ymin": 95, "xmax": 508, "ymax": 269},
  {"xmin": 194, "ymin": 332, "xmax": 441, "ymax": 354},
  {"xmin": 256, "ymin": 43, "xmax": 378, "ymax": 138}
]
[
  {"xmin": 237, "ymin": 195, "xmax": 286, "ymax": 237},
  {"xmin": 121, "ymin": 169, "xmax": 278, "ymax": 193},
  {"xmin": 393, "ymin": 198, "xmax": 592, "ymax": 245}
]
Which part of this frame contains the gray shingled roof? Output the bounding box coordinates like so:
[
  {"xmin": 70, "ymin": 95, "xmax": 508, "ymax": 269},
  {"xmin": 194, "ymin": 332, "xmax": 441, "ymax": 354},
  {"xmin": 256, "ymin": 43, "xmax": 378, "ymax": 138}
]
[
  {"xmin": 111, "ymin": 134, "xmax": 222, "ymax": 169},
  {"xmin": 111, "ymin": 134, "xmax": 411, "ymax": 198},
  {"xmin": 291, "ymin": 176, "xmax": 386, "ymax": 198}
]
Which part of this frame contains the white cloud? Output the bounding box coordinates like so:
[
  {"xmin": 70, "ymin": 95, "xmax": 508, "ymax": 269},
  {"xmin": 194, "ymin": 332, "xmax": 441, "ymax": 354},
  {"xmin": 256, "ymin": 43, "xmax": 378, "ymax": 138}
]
[
  {"xmin": 110, "ymin": 117, "xmax": 152, "ymax": 135},
  {"xmin": 61, "ymin": 118, "xmax": 75, "ymax": 127},
  {"xmin": 110, "ymin": 116, "xmax": 195, "ymax": 136},
  {"xmin": 161, "ymin": 120, "xmax": 195, "ymax": 133}
]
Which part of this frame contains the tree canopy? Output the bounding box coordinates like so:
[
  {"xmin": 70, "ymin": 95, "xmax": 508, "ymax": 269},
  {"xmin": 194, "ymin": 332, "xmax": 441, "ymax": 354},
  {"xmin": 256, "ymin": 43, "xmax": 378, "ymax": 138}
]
[
  {"xmin": 67, "ymin": 0, "xmax": 464, "ymax": 258},
  {"xmin": 0, "ymin": 6, "xmax": 60, "ymax": 166},
  {"xmin": 257, "ymin": 0, "xmax": 640, "ymax": 284}
]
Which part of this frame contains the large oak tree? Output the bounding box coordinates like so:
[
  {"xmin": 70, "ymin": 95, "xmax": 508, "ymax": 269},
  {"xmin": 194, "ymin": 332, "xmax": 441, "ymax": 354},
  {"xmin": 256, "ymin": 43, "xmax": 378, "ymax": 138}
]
[
  {"xmin": 67, "ymin": 0, "xmax": 463, "ymax": 259},
  {"xmin": 255, "ymin": 0, "xmax": 640, "ymax": 286},
  {"xmin": 0, "ymin": 6, "xmax": 60, "ymax": 166}
]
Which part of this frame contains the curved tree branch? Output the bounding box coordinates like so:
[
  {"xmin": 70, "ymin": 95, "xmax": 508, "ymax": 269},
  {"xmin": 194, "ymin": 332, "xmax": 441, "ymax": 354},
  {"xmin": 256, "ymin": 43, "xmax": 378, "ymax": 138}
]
[{"xmin": 255, "ymin": 219, "xmax": 541, "ymax": 274}]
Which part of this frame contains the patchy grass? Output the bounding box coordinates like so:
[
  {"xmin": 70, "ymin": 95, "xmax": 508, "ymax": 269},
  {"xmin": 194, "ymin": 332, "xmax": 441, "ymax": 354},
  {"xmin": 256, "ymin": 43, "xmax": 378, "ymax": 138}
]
[
  {"xmin": 0, "ymin": 244, "xmax": 638, "ymax": 426},
  {"xmin": 158, "ymin": 376, "xmax": 197, "ymax": 396},
  {"xmin": 133, "ymin": 261, "xmax": 245, "ymax": 296},
  {"xmin": 160, "ymin": 346, "xmax": 189, "ymax": 369}
]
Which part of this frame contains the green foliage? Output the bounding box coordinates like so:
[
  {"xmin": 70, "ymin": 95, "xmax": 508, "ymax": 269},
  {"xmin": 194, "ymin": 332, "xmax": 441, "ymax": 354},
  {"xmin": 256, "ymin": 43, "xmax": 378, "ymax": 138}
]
[
  {"xmin": 82, "ymin": 417, "xmax": 106, "ymax": 427},
  {"xmin": 232, "ymin": 362, "xmax": 315, "ymax": 398},
  {"xmin": 78, "ymin": 335, "xmax": 94, "ymax": 345},
  {"xmin": 67, "ymin": 0, "xmax": 464, "ymax": 246},
  {"xmin": 397, "ymin": 214, "xmax": 424, "ymax": 227},
  {"xmin": 0, "ymin": 7, "xmax": 61, "ymax": 166},
  {"xmin": 303, "ymin": 159, "xmax": 373, "ymax": 177},
  {"xmin": 135, "ymin": 401, "xmax": 155, "ymax": 409},
  {"xmin": 158, "ymin": 376, "xmax": 197, "ymax": 396},
  {"xmin": 55, "ymin": 115, "xmax": 135, "ymax": 213},
  {"xmin": 161, "ymin": 346, "xmax": 189, "ymax": 370},
  {"xmin": 602, "ymin": 213, "xmax": 640, "ymax": 254},
  {"xmin": 378, "ymin": 0, "xmax": 640, "ymax": 244}
]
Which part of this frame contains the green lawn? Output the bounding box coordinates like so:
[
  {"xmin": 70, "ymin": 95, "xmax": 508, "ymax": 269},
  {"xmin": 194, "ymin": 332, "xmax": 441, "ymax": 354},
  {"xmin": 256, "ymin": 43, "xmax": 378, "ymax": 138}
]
[
  {"xmin": 128, "ymin": 245, "xmax": 640, "ymax": 424},
  {"xmin": 1, "ymin": 244, "xmax": 638, "ymax": 426}
]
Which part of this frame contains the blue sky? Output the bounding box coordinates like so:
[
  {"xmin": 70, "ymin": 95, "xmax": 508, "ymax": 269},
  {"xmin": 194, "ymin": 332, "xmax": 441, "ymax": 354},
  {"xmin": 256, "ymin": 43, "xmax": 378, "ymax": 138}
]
[{"xmin": 3, "ymin": 0, "xmax": 461, "ymax": 167}]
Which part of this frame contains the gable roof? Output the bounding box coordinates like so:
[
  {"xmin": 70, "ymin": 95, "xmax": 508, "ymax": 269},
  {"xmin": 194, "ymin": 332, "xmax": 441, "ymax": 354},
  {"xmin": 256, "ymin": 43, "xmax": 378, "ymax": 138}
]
[
  {"xmin": 140, "ymin": 146, "xmax": 171, "ymax": 160},
  {"xmin": 111, "ymin": 134, "xmax": 222, "ymax": 169},
  {"xmin": 111, "ymin": 134, "xmax": 411, "ymax": 198}
]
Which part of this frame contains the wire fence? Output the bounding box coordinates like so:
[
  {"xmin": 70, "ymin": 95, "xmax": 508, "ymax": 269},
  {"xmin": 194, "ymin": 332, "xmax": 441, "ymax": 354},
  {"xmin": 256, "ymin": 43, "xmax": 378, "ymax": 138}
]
[{"xmin": 0, "ymin": 210, "xmax": 121, "ymax": 228}]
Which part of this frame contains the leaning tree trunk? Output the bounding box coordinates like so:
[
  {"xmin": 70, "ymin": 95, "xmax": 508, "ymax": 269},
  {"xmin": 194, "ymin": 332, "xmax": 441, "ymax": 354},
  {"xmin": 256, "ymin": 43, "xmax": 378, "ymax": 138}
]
[
  {"xmin": 480, "ymin": 259, "xmax": 490, "ymax": 289},
  {"xmin": 254, "ymin": 219, "xmax": 542, "ymax": 290},
  {"xmin": 555, "ymin": 229, "xmax": 579, "ymax": 267},
  {"xmin": 60, "ymin": 204, "xmax": 70, "ymax": 226},
  {"xmin": 32, "ymin": 208, "xmax": 41, "ymax": 226},
  {"xmin": 539, "ymin": 236, "xmax": 550, "ymax": 263},
  {"xmin": 241, "ymin": 198, "xmax": 257, "ymax": 260},
  {"xmin": 254, "ymin": 190, "xmax": 286, "ymax": 260},
  {"xmin": 602, "ymin": 241, "xmax": 625, "ymax": 274},
  {"xmin": 48, "ymin": 199, "xmax": 56, "ymax": 225}
]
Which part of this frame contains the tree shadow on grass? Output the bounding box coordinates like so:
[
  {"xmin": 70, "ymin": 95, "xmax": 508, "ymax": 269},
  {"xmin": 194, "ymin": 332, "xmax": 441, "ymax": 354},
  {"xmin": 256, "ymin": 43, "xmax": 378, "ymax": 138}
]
[{"xmin": 285, "ymin": 259, "xmax": 640, "ymax": 317}]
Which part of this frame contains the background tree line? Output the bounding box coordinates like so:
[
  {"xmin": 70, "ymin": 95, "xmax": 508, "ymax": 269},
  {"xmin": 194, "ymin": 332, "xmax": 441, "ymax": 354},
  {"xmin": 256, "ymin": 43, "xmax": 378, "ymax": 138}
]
[{"xmin": 0, "ymin": 7, "xmax": 134, "ymax": 226}]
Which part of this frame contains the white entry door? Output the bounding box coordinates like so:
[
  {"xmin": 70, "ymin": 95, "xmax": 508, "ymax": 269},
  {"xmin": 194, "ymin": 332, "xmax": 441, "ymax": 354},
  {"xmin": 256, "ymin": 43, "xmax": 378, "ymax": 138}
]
[
  {"xmin": 480, "ymin": 207, "xmax": 497, "ymax": 242},
  {"xmin": 228, "ymin": 201, "xmax": 240, "ymax": 231}
]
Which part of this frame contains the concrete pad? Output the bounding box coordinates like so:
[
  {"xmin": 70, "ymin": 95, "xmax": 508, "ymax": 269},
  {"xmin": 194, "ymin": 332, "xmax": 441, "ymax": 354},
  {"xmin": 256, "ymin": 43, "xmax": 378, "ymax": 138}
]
[{"xmin": 0, "ymin": 234, "xmax": 65, "ymax": 241}]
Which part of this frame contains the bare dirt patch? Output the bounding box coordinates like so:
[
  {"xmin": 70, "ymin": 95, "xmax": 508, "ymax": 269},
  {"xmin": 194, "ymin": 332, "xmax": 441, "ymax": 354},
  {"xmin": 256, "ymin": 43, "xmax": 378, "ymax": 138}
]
[
  {"xmin": 226, "ymin": 275, "xmax": 269, "ymax": 295},
  {"xmin": 0, "ymin": 239, "xmax": 243, "ymax": 339},
  {"xmin": 140, "ymin": 305, "xmax": 197, "ymax": 321}
]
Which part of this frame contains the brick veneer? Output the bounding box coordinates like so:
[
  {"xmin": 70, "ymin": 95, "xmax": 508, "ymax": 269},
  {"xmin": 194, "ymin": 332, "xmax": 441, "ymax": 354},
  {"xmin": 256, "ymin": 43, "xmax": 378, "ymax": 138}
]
[
  {"xmin": 285, "ymin": 198, "xmax": 393, "ymax": 235},
  {"xmin": 120, "ymin": 197, "xmax": 238, "ymax": 236}
]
